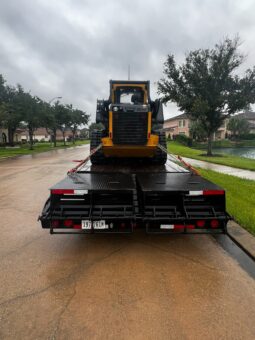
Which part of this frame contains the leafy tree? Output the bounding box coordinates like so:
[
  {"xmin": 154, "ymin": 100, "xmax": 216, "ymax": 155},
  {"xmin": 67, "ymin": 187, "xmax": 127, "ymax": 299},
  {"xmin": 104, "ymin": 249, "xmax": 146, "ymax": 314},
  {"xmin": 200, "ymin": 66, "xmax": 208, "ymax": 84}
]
[
  {"xmin": 189, "ymin": 120, "xmax": 207, "ymax": 141},
  {"xmin": 67, "ymin": 105, "xmax": 89, "ymax": 144},
  {"xmin": 54, "ymin": 102, "xmax": 70, "ymax": 146},
  {"xmin": 42, "ymin": 103, "xmax": 58, "ymax": 147},
  {"xmin": 0, "ymin": 74, "xmax": 6, "ymax": 103},
  {"xmin": 0, "ymin": 85, "xmax": 23, "ymax": 146},
  {"xmin": 227, "ymin": 116, "xmax": 250, "ymax": 138},
  {"xmin": 158, "ymin": 37, "xmax": 255, "ymax": 155},
  {"xmin": 89, "ymin": 122, "xmax": 104, "ymax": 135},
  {"xmin": 23, "ymin": 95, "xmax": 44, "ymax": 150}
]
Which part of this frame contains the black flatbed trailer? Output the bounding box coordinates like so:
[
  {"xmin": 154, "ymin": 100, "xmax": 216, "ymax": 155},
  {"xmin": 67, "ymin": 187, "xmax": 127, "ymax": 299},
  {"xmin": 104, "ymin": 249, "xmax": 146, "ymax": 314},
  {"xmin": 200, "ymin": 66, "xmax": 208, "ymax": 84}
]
[{"xmin": 39, "ymin": 158, "xmax": 230, "ymax": 234}]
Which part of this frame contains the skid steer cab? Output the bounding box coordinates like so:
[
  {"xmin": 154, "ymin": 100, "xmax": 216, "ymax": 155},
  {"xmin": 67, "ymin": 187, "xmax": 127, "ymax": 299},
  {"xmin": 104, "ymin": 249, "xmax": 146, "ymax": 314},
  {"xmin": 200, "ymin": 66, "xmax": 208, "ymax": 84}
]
[{"xmin": 90, "ymin": 80, "xmax": 167, "ymax": 165}]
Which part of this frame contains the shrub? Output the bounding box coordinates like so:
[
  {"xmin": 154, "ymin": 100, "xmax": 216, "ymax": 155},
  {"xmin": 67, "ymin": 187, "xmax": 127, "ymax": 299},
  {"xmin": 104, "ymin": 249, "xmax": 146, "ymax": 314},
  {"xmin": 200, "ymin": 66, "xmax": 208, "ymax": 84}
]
[
  {"xmin": 239, "ymin": 133, "xmax": 255, "ymax": 140},
  {"xmin": 175, "ymin": 134, "xmax": 193, "ymax": 146}
]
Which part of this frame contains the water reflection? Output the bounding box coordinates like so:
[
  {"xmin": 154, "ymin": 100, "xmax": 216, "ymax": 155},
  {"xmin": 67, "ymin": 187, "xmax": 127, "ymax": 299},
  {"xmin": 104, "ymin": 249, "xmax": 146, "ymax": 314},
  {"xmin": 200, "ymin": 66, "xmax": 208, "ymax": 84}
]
[{"xmin": 213, "ymin": 147, "xmax": 255, "ymax": 159}]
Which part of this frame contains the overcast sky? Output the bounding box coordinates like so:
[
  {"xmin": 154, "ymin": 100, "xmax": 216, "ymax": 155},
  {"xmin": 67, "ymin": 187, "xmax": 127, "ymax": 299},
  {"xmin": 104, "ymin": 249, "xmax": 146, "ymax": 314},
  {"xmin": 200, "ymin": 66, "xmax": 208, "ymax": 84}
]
[{"xmin": 1, "ymin": 0, "xmax": 255, "ymax": 122}]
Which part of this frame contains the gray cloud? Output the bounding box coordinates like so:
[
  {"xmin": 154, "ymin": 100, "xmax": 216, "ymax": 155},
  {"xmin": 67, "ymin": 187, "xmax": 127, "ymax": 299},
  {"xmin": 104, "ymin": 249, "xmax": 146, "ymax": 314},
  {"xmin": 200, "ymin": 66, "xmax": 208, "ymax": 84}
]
[{"xmin": 1, "ymin": 0, "xmax": 255, "ymax": 121}]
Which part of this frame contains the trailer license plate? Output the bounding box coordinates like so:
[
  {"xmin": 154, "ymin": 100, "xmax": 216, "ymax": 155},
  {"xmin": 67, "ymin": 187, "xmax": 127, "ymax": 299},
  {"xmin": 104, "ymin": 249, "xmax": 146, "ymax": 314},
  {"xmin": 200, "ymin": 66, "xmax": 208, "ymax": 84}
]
[
  {"xmin": 82, "ymin": 220, "xmax": 108, "ymax": 230},
  {"xmin": 160, "ymin": 224, "xmax": 174, "ymax": 230}
]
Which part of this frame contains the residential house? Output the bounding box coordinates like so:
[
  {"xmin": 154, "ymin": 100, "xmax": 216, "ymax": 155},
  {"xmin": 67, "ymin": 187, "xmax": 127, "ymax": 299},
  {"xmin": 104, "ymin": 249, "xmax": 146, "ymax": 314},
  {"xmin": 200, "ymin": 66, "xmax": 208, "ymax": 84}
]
[
  {"xmin": 164, "ymin": 113, "xmax": 190, "ymax": 138},
  {"xmin": 235, "ymin": 111, "xmax": 255, "ymax": 134},
  {"xmin": 164, "ymin": 113, "xmax": 230, "ymax": 140},
  {"xmin": 19, "ymin": 128, "xmax": 81, "ymax": 142}
]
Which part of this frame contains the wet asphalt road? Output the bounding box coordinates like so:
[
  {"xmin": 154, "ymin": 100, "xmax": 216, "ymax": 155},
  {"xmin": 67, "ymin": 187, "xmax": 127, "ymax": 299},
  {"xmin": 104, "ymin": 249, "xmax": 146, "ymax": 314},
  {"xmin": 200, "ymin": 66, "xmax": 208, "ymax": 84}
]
[{"xmin": 0, "ymin": 145, "xmax": 255, "ymax": 340}]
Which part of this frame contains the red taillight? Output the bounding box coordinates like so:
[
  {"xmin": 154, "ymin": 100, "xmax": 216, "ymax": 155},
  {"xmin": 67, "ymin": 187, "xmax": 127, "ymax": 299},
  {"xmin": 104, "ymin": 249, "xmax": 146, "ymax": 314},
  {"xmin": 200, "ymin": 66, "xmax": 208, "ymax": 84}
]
[
  {"xmin": 109, "ymin": 132, "xmax": 112, "ymax": 138},
  {"xmin": 186, "ymin": 224, "xmax": 195, "ymax": 229},
  {"xmin": 64, "ymin": 219, "xmax": 73, "ymax": 227},
  {"xmin": 73, "ymin": 224, "xmax": 81, "ymax": 229},
  {"xmin": 210, "ymin": 219, "xmax": 219, "ymax": 228},
  {"xmin": 52, "ymin": 220, "xmax": 59, "ymax": 227},
  {"xmin": 51, "ymin": 189, "xmax": 74, "ymax": 195},
  {"xmin": 196, "ymin": 220, "xmax": 205, "ymax": 228},
  {"xmin": 203, "ymin": 190, "xmax": 224, "ymax": 196},
  {"xmin": 148, "ymin": 132, "xmax": 151, "ymax": 138}
]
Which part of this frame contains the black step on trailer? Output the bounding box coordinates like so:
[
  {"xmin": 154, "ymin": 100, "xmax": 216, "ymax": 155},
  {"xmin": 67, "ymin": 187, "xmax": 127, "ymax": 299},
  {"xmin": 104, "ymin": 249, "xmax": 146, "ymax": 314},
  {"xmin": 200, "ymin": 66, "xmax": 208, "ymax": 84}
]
[{"xmin": 39, "ymin": 152, "xmax": 230, "ymax": 234}]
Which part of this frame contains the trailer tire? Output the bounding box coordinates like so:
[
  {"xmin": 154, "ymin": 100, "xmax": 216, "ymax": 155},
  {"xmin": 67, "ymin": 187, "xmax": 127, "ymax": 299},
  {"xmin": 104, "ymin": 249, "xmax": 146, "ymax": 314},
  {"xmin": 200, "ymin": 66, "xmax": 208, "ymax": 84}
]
[
  {"xmin": 152, "ymin": 131, "xmax": 167, "ymax": 165},
  {"xmin": 90, "ymin": 130, "xmax": 106, "ymax": 165}
]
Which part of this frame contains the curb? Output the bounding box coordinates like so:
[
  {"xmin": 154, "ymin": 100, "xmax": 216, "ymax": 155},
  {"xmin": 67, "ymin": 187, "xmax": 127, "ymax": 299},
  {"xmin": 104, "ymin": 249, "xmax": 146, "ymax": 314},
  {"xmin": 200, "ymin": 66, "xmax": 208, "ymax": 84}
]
[{"xmin": 227, "ymin": 221, "xmax": 255, "ymax": 261}]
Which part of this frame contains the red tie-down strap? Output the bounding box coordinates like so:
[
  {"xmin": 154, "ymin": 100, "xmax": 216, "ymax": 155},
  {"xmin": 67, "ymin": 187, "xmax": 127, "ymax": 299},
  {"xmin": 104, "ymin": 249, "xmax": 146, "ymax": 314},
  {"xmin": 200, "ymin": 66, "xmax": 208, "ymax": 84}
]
[
  {"xmin": 67, "ymin": 143, "xmax": 102, "ymax": 174},
  {"xmin": 177, "ymin": 155, "xmax": 200, "ymax": 175}
]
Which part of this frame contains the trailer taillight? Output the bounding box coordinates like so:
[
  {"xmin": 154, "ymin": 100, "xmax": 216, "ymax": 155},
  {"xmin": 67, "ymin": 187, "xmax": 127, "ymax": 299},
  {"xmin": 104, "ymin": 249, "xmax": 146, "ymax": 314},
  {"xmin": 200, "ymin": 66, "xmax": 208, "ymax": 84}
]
[
  {"xmin": 196, "ymin": 220, "xmax": 205, "ymax": 228},
  {"xmin": 52, "ymin": 220, "xmax": 59, "ymax": 227},
  {"xmin": 210, "ymin": 219, "xmax": 219, "ymax": 228},
  {"xmin": 64, "ymin": 219, "xmax": 73, "ymax": 227},
  {"xmin": 73, "ymin": 224, "xmax": 81, "ymax": 229}
]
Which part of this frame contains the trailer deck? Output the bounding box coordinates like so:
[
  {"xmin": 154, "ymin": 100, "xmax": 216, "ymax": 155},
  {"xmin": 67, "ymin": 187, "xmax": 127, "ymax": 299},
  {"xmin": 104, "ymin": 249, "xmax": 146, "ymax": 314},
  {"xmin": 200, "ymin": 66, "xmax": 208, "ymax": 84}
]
[{"xmin": 39, "ymin": 158, "xmax": 230, "ymax": 234}]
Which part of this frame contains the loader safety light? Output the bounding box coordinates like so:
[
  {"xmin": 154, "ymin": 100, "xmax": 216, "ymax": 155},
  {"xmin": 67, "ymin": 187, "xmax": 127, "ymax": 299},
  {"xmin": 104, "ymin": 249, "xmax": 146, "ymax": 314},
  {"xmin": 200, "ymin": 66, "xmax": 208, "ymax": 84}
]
[{"xmin": 113, "ymin": 106, "xmax": 118, "ymax": 111}]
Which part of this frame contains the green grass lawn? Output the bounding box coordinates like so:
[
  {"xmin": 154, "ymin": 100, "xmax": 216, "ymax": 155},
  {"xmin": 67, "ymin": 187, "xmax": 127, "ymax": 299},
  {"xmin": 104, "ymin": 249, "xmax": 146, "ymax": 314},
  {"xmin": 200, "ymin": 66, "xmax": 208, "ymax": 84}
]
[
  {"xmin": 0, "ymin": 140, "xmax": 89, "ymax": 159},
  {"xmin": 168, "ymin": 141, "xmax": 255, "ymax": 171},
  {"xmin": 198, "ymin": 168, "xmax": 255, "ymax": 235}
]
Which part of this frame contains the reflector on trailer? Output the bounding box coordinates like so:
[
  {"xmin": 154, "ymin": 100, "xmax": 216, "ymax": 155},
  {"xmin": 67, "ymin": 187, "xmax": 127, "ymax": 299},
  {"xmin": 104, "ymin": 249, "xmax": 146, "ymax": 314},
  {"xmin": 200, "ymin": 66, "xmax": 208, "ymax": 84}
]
[
  {"xmin": 74, "ymin": 190, "xmax": 88, "ymax": 195},
  {"xmin": 51, "ymin": 189, "xmax": 88, "ymax": 195},
  {"xmin": 203, "ymin": 190, "xmax": 224, "ymax": 195},
  {"xmin": 188, "ymin": 191, "xmax": 203, "ymax": 196},
  {"xmin": 189, "ymin": 190, "xmax": 225, "ymax": 196},
  {"xmin": 186, "ymin": 225, "xmax": 195, "ymax": 229},
  {"xmin": 174, "ymin": 225, "xmax": 185, "ymax": 229},
  {"xmin": 51, "ymin": 189, "xmax": 74, "ymax": 195}
]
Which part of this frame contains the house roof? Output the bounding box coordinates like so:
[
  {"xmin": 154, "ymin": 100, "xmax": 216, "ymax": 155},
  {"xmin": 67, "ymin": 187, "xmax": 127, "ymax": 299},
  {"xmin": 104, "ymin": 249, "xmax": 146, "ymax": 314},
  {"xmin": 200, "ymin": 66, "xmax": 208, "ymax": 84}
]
[
  {"xmin": 164, "ymin": 113, "xmax": 189, "ymax": 122},
  {"xmin": 236, "ymin": 111, "xmax": 255, "ymax": 120}
]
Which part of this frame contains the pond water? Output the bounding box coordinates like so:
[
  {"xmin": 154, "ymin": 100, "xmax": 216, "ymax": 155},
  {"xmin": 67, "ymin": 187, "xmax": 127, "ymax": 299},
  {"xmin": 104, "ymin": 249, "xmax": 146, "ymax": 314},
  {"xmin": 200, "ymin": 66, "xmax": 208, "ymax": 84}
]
[{"xmin": 213, "ymin": 147, "xmax": 255, "ymax": 159}]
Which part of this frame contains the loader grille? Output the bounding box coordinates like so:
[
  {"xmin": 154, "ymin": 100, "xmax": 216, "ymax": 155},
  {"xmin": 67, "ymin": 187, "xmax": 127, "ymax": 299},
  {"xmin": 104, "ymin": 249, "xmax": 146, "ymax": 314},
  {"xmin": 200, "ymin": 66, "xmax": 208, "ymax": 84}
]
[{"xmin": 112, "ymin": 111, "xmax": 148, "ymax": 145}]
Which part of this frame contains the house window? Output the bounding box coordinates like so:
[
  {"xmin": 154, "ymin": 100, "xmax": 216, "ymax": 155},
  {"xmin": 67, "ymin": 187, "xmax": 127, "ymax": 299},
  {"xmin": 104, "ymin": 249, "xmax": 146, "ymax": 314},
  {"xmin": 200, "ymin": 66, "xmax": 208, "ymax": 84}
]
[
  {"xmin": 178, "ymin": 120, "xmax": 182, "ymax": 127},
  {"xmin": 183, "ymin": 120, "xmax": 186, "ymax": 127}
]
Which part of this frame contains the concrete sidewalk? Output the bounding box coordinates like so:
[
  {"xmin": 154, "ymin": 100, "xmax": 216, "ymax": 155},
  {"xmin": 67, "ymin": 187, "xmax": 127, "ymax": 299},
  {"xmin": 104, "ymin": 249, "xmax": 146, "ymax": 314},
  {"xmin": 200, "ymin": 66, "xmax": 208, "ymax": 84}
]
[{"xmin": 182, "ymin": 157, "xmax": 255, "ymax": 180}]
